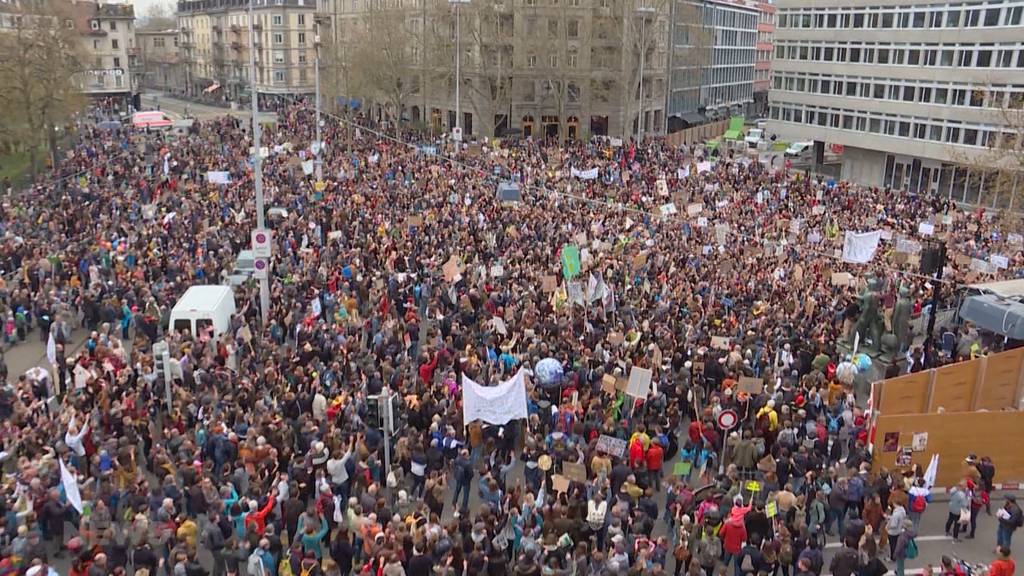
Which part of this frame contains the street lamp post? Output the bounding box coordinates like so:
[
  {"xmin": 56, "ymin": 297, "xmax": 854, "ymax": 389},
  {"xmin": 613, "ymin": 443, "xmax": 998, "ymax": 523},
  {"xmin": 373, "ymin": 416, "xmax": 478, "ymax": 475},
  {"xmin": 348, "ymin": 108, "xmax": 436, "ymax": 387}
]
[
  {"xmin": 314, "ymin": 22, "xmax": 323, "ymax": 181},
  {"xmin": 636, "ymin": 6, "xmax": 655, "ymax": 143},
  {"xmin": 449, "ymin": 0, "xmax": 469, "ymax": 139},
  {"xmin": 248, "ymin": 0, "xmax": 270, "ymax": 325}
]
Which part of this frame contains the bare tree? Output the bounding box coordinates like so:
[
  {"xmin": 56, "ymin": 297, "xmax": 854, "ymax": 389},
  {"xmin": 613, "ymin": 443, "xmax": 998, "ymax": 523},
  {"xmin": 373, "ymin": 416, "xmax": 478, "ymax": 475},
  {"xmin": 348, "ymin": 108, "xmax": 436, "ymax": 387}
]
[
  {"xmin": 951, "ymin": 90, "xmax": 1024, "ymax": 213},
  {"xmin": 347, "ymin": 7, "xmax": 418, "ymax": 126},
  {"xmin": 462, "ymin": 2, "xmax": 514, "ymax": 137},
  {"xmin": 0, "ymin": 1, "xmax": 86, "ymax": 176},
  {"xmin": 138, "ymin": 1, "xmax": 177, "ymax": 31}
]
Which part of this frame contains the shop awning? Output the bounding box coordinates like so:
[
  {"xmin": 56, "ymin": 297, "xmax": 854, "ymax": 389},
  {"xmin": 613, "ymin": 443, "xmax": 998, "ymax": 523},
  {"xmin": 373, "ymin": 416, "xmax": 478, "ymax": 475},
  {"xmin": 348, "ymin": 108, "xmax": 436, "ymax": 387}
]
[
  {"xmin": 204, "ymin": 83, "xmax": 221, "ymax": 94},
  {"xmin": 959, "ymin": 294, "xmax": 1024, "ymax": 340}
]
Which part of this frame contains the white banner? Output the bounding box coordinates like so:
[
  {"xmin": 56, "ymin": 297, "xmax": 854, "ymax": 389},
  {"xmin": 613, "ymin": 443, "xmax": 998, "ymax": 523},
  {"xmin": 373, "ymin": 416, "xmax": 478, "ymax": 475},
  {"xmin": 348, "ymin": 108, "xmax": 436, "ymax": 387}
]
[
  {"xmin": 207, "ymin": 171, "xmax": 231, "ymax": 184},
  {"xmin": 301, "ymin": 160, "xmax": 315, "ymax": 176},
  {"xmin": 570, "ymin": 167, "xmax": 599, "ymax": 180},
  {"xmin": 842, "ymin": 230, "xmax": 882, "ymax": 264},
  {"xmin": 462, "ymin": 369, "xmax": 529, "ymax": 427},
  {"xmin": 60, "ymin": 458, "xmax": 83, "ymax": 513}
]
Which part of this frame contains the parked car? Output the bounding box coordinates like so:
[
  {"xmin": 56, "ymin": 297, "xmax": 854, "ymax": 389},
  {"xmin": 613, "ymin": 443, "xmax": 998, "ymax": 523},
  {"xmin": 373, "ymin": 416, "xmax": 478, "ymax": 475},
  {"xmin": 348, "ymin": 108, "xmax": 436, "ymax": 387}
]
[
  {"xmin": 784, "ymin": 141, "xmax": 815, "ymax": 161},
  {"xmin": 745, "ymin": 128, "xmax": 764, "ymax": 149}
]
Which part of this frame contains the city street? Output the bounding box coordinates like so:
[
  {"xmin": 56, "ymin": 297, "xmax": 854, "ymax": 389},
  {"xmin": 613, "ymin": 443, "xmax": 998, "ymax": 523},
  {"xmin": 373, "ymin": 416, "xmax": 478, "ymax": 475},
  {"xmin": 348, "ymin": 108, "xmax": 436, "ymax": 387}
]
[{"xmin": 140, "ymin": 92, "xmax": 278, "ymax": 123}]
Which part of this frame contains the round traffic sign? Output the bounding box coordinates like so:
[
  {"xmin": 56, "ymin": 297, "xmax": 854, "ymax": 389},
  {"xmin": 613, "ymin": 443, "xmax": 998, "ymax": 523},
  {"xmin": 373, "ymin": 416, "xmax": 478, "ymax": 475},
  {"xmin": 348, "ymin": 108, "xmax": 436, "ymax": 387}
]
[
  {"xmin": 717, "ymin": 409, "xmax": 739, "ymax": 430},
  {"xmin": 254, "ymin": 259, "xmax": 267, "ymax": 270},
  {"xmin": 255, "ymin": 232, "xmax": 267, "ymax": 244}
]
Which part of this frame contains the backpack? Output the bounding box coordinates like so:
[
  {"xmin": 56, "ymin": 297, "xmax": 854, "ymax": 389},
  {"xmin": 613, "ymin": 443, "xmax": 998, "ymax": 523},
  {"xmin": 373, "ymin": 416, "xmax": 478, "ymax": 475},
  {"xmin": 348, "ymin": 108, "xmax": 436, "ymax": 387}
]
[
  {"xmin": 911, "ymin": 494, "xmax": 927, "ymax": 513},
  {"xmin": 278, "ymin": 558, "xmax": 294, "ymax": 576},
  {"xmin": 905, "ymin": 538, "xmax": 919, "ymax": 560},
  {"xmin": 827, "ymin": 413, "xmax": 841, "ymax": 435},
  {"xmin": 741, "ymin": 553, "xmax": 755, "ymax": 573}
]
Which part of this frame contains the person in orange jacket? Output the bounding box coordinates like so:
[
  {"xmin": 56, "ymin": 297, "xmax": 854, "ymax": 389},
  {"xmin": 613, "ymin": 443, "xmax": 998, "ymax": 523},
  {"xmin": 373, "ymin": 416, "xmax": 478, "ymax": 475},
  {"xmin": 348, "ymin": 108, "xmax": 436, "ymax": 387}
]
[{"xmin": 989, "ymin": 546, "xmax": 1016, "ymax": 576}]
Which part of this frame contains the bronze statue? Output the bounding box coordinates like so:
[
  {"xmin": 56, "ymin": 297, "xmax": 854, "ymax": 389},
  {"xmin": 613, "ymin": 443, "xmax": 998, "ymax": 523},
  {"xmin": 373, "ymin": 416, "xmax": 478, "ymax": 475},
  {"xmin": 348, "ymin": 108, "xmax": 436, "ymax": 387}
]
[
  {"xmin": 850, "ymin": 276, "xmax": 884, "ymax": 352},
  {"xmin": 891, "ymin": 284, "xmax": 913, "ymax": 354}
]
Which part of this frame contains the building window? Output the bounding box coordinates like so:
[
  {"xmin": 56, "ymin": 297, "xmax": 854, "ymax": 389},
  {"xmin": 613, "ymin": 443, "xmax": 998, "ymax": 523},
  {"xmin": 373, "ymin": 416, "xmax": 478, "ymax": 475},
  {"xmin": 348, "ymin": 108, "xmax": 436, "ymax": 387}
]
[
  {"xmin": 274, "ymin": 70, "xmax": 285, "ymax": 82},
  {"xmin": 113, "ymin": 57, "xmax": 121, "ymax": 67},
  {"xmin": 110, "ymin": 20, "xmax": 117, "ymax": 31},
  {"xmin": 984, "ymin": 8, "xmax": 1001, "ymax": 27},
  {"xmin": 298, "ymin": 14, "xmax": 305, "ymax": 25},
  {"xmin": 549, "ymin": 54, "xmax": 557, "ymax": 67},
  {"xmin": 273, "ymin": 50, "xmax": 284, "ymax": 63},
  {"xmin": 90, "ymin": 20, "xmax": 99, "ymax": 30},
  {"xmin": 568, "ymin": 19, "xmax": 579, "ymax": 38},
  {"xmin": 298, "ymin": 52, "xmax": 306, "ymax": 63},
  {"xmin": 273, "ymin": 33, "xmax": 284, "ymax": 44},
  {"xmin": 527, "ymin": 55, "xmax": 536, "ymax": 68},
  {"xmin": 154, "ymin": 37, "xmax": 166, "ymax": 48},
  {"xmin": 112, "ymin": 39, "xmax": 119, "ymax": 49},
  {"xmin": 272, "ymin": 15, "xmax": 283, "ymax": 26},
  {"xmin": 298, "ymin": 32, "xmax": 305, "ymax": 44},
  {"xmin": 568, "ymin": 53, "xmax": 577, "ymax": 68}
]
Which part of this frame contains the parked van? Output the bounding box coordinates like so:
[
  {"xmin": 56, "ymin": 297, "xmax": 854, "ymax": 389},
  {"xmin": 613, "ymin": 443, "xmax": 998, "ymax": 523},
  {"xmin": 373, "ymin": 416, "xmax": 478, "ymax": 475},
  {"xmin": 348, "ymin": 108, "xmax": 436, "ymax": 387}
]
[
  {"xmin": 132, "ymin": 111, "xmax": 174, "ymax": 130},
  {"xmin": 169, "ymin": 285, "xmax": 236, "ymax": 338}
]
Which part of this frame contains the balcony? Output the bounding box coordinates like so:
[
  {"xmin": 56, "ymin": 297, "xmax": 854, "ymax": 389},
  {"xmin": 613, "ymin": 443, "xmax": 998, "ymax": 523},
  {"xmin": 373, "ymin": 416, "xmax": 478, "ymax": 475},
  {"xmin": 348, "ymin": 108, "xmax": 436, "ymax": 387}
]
[
  {"xmin": 231, "ymin": 24, "xmax": 241, "ymax": 33},
  {"xmin": 128, "ymin": 47, "xmax": 140, "ymax": 56},
  {"xmin": 252, "ymin": 22, "xmax": 262, "ymax": 30},
  {"xmin": 231, "ymin": 41, "xmax": 242, "ymax": 50},
  {"xmin": 212, "ymin": 24, "xmax": 222, "ymax": 31},
  {"xmin": 180, "ymin": 40, "xmax": 195, "ymax": 47}
]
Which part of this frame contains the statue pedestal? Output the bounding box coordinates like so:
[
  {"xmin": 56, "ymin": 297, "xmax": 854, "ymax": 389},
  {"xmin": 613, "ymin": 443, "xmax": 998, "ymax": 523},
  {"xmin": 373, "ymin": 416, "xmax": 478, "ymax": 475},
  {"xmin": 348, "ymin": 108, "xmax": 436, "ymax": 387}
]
[{"xmin": 836, "ymin": 342, "xmax": 905, "ymax": 408}]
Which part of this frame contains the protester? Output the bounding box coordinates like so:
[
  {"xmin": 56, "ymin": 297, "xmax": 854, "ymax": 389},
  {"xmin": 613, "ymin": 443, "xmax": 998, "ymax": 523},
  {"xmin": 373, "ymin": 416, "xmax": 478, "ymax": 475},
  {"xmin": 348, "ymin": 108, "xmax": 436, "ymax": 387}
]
[{"xmin": 0, "ymin": 97, "xmax": 1022, "ymax": 576}]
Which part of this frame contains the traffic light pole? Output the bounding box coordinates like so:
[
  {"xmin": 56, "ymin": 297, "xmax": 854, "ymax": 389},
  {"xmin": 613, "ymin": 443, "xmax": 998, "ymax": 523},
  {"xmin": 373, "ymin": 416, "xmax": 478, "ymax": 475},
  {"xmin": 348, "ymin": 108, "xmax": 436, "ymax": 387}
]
[{"xmin": 922, "ymin": 242, "xmax": 947, "ymax": 368}]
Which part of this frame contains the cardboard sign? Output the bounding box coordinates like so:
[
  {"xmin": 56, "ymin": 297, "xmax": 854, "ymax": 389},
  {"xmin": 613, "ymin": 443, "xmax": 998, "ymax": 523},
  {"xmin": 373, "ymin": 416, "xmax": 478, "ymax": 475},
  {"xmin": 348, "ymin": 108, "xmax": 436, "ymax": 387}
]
[
  {"xmin": 601, "ymin": 374, "xmax": 618, "ymax": 395},
  {"xmin": 596, "ymin": 434, "xmax": 627, "ymax": 458},
  {"xmin": 746, "ymin": 480, "xmax": 762, "ymax": 493},
  {"xmin": 607, "ymin": 332, "xmax": 625, "ymax": 346},
  {"xmin": 562, "ymin": 462, "xmax": 587, "ymax": 483},
  {"xmin": 831, "ymin": 272, "xmax": 854, "ymax": 287},
  {"xmin": 955, "ymin": 254, "xmax": 973, "ymax": 267},
  {"xmin": 552, "ymin": 475, "xmax": 570, "ymax": 493},
  {"xmin": 626, "ymin": 367, "xmax": 653, "ymax": 399},
  {"xmin": 442, "ymin": 255, "xmax": 463, "ymax": 282},
  {"xmin": 737, "ymin": 376, "xmax": 764, "ymax": 395},
  {"xmin": 766, "ymin": 501, "xmax": 778, "ymax": 518},
  {"xmin": 407, "ymin": 214, "xmax": 424, "ymax": 227},
  {"xmin": 711, "ymin": 336, "xmax": 731, "ymax": 350},
  {"xmin": 541, "ymin": 275, "xmax": 558, "ymax": 292},
  {"xmin": 687, "ymin": 202, "xmax": 704, "ymax": 216}
]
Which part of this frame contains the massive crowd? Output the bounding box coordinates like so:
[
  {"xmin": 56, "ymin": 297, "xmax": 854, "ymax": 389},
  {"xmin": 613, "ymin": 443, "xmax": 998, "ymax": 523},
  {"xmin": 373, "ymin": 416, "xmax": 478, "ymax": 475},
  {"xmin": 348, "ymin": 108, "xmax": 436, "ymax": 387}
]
[{"xmin": 0, "ymin": 99, "xmax": 1022, "ymax": 576}]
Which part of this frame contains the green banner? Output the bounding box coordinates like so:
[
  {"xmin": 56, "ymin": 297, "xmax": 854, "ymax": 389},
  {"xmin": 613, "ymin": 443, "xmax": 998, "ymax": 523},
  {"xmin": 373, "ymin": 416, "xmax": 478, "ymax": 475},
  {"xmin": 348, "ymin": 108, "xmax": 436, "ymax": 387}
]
[{"xmin": 561, "ymin": 244, "xmax": 581, "ymax": 279}]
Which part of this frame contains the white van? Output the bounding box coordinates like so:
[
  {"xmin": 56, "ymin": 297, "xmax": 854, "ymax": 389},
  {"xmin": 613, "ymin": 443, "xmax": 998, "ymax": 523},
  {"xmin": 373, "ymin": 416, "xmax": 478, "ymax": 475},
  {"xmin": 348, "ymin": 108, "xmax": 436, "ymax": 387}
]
[{"xmin": 169, "ymin": 285, "xmax": 236, "ymax": 338}]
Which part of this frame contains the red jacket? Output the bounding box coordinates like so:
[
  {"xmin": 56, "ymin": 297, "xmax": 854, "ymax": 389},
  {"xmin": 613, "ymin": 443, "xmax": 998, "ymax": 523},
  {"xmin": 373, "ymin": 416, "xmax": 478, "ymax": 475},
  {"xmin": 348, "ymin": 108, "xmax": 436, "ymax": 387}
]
[
  {"xmin": 719, "ymin": 517, "xmax": 748, "ymax": 555},
  {"xmin": 628, "ymin": 439, "xmax": 645, "ymax": 469},
  {"xmin": 245, "ymin": 494, "xmax": 277, "ymax": 536},
  {"xmin": 645, "ymin": 443, "xmax": 664, "ymax": 472}
]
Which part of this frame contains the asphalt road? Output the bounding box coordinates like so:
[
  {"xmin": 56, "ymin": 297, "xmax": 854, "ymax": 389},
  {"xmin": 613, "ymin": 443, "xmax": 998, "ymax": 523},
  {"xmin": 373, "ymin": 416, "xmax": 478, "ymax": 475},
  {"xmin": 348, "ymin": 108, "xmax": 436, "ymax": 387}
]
[{"xmin": 140, "ymin": 92, "xmax": 277, "ymax": 123}]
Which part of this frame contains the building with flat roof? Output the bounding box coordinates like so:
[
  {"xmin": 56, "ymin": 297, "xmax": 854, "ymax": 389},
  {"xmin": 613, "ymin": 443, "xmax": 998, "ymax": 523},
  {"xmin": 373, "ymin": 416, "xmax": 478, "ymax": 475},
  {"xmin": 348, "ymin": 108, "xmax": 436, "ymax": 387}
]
[
  {"xmin": 176, "ymin": 0, "xmax": 317, "ymax": 100},
  {"xmin": 137, "ymin": 29, "xmax": 183, "ymax": 92},
  {"xmin": 667, "ymin": 0, "xmax": 758, "ymax": 130},
  {"xmin": 323, "ymin": 0, "xmax": 669, "ymax": 140},
  {"xmin": 768, "ymin": 0, "xmax": 1024, "ymax": 207}
]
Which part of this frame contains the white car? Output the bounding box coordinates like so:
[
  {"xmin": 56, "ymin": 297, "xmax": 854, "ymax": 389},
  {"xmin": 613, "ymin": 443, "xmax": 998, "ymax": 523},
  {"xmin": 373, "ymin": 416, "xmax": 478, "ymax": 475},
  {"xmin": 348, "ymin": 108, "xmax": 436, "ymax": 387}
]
[
  {"xmin": 784, "ymin": 141, "xmax": 815, "ymax": 160},
  {"xmin": 745, "ymin": 128, "xmax": 764, "ymax": 148}
]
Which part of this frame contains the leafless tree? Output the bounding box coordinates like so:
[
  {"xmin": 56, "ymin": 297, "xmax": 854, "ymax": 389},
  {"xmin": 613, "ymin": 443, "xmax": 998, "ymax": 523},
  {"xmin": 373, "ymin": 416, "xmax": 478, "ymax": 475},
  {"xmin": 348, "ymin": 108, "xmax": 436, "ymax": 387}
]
[{"xmin": 0, "ymin": 1, "xmax": 86, "ymax": 175}]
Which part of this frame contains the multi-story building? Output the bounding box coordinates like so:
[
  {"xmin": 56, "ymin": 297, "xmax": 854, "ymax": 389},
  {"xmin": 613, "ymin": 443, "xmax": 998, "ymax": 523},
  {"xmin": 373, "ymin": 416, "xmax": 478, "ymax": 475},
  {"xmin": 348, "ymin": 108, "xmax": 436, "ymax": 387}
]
[
  {"xmin": 137, "ymin": 29, "xmax": 183, "ymax": 92},
  {"xmin": 768, "ymin": 0, "xmax": 1024, "ymax": 205},
  {"xmin": 0, "ymin": 0, "xmax": 139, "ymax": 112},
  {"xmin": 176, "ymin": 0, "xmax": 317, "ymax": 100},
  {"xmin": 324, "ymin": 0, "xmax": 669, "ymax": 140},
  {"xmin": 752, "ymin": 1, "xmax": 774, "ymax": 118},
  {"xmin": 666, "ymin": 0, "xmax": 758, "ymax": 129}
]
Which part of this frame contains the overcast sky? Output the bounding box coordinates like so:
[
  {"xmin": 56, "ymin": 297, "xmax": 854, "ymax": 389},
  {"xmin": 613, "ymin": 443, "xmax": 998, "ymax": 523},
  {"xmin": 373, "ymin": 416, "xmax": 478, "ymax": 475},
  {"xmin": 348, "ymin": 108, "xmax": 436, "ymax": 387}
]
[{"xmin": 131, "ymin": 0, "xmax": 174, "ymax": 20}]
